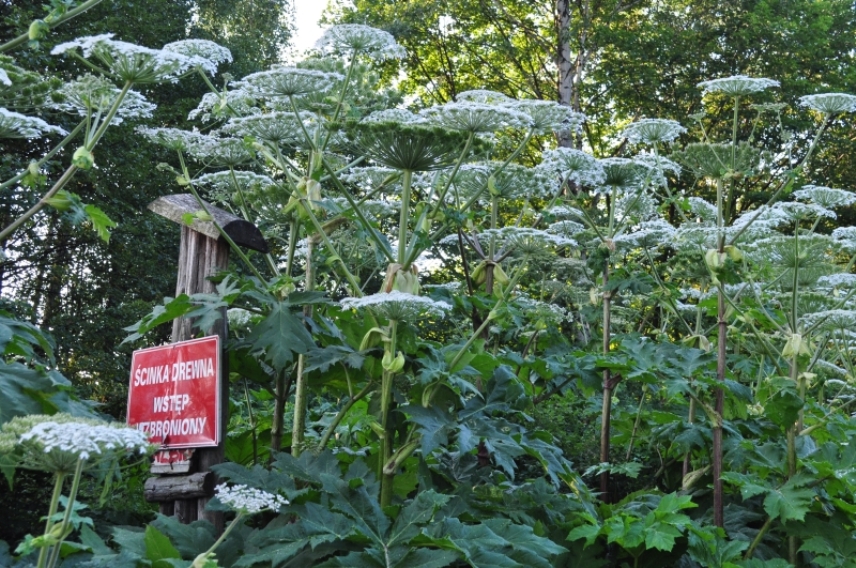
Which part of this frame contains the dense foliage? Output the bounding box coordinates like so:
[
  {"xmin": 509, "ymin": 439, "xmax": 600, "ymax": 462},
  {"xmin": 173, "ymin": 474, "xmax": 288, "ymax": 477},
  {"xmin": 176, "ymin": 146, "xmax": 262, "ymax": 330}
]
[{"xmin": 2, "ymin": 1, "xmax": 856, "ymax": 568}]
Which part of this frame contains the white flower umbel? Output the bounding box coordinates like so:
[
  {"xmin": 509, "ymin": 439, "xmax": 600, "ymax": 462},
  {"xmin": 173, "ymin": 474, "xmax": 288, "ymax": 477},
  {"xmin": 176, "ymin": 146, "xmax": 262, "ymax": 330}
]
[
  {"xmin": 771, "ymin": 201, "xmax": 837, "ymax": 222},
  {"xmin": 615, "ymin": 191, "xmax": 658, "ymax": 223},
  {"xmin": 622, "ymin": 118, "xmax": 686, "ymax": 144},
  {"xmin": 162, "ymin": 39, "xmax": 233, "ymax": 75},
  {"xmin": 547, "ymin": 205, "xmax": 587, "ymax": 221},
  {"xmin": 340, "ymin": 290, "xmax": 451, "ymax": 321},
  {"xmin": 598, "ymin": 157, "xmax": 646, "ymax": 194},
  {"xmin": 0, "ymin": 108, "xmax": 67, "ymax": 138},
  {"xmin": 341, "ymin": 166, "xmax": 401, "ymax": 190},
  {"xmin": 800, "ymin": 309, "xmax": 856, "ymax": 331},
  {"xmin": 137, "ymin": 126, "xmax": 208, "ymax": 152},
  {"xmin": 241, "ymin": 67, "xmax": 343, "ymax": 98},
  {"xmin": 419, "ymin": 101, "xmax": 530, "ymax": 133},
  {"xmin": 362, "ymin": 109, "xmax": 424, "ymax": 124},
  {"xmin": 6, "ymin": 416, "xmax": 152, "ymax": 473},
  {"xmin": 454, "ymin": 162, "xmax": 555, "ymax": 200},
  {"xmin": 185, "ymin": 135, "xmax": 254, "ymax": 167},
  {"xmin": 818, "ymin": 273, "xmax": 856, "ymax": 288},
  {"xmin": 792, "ymin": 185, "xmax": 856, "ymax": 209},
  {"xmin": 456, "ymin": 90, "xmax": 512, "ymax": 104},
  {"xmin": 0, "ymin": 68, "xmax": 10, "ymax": 87},
  {"xmin": 195, "ymin": 170, "xmax": 274, "ymax": 204},
  {"xmin": 502, "ymin": 100, "xmax": 585, "ymax": 134},
  {"xmin": 215, "ymin": 483, "xmax": 287, "ymax": 514},
  {"xmin": 613, "ymin": 219, "xmax": 676, "ymax": 250},
  {"xmin": 189, "ymin": 88, "xmax": 259, "ymax": 122},
  {"xmin": 799, "ymin": 93, "xmax": 856, "ymax": 115},
  {"xmin": 52, "ymin": 35, "xmax": 197, "ymax": 84},
  {"xmin": 51, "ymin": 74, "xmax": 155, "ymax": 124},
  {"xmin": 632, "ymin": 153, "xmax": 682, "ymax": 188},
  {"xmin": 832, "ymin": 227, "xmax": 856, "ymax": 252},
  {"xmin": 316, "ymin": 24, "xmax": 406, "ymax": 61},
  {"xmin": 697, "ymin": 75, "xmax": 780, "ymax": 97},
  {"xmin": 219, "ymin": 111, "xmax": 316, "ymax": 145},
  {"xmin": 547, "ymin": 220, "xmax": 586, "ymax": 238},
  {"xmin": 479, "ymin": 227, "xmax": 577, "ymax": 255},
  {"xmin": 686, "ymin": 197, "xmax": 718, "ymax": 224},
  {"xmin": 512, "ymin": 295, "xmax": 571, "ymax": 327},
  {"xmin": 540, "ymin": 148, "xmax": 605, "ymax": 187}
]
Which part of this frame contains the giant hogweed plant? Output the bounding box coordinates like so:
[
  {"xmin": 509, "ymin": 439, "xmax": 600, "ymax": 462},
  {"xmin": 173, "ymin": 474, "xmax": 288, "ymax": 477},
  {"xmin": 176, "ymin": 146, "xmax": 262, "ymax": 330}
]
[
  {"xmin": 557, "ymin": 82, "xmax": 856, "ymax": 566},
  {"xmin": 122, "ymin": 26, "xmax": 856, "ymax": 565},
  {"xmin": 5, "ymin": 10, "xmax": 853, "ymax": 566}
]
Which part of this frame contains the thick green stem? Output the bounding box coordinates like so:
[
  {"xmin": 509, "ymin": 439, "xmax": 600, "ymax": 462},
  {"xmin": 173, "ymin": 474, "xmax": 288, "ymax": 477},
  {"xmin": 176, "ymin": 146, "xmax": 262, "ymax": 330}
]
[
  {"xmin": 744, "ymin": 515, "xmax": 774, "ymax": 560},
  {"xmin": 713, "ymin": 177, "xmax": 727, "ymax": 528},
  {"xmin": 380, "ymin": 320, "xmax": 399, "ymax": 508},
  {"xmin": 194, "ymin": 511, "xmax": 244, "ymax": 564},
  {"xmin": 291, "ymin": 239, "xmax": 315, "ymax": 457},
  {"xmin": 46, "ymin": 459, "xmax": 84, "ymax": 568},
  {"xmin": 398, "ymin": 171, "xmax": 413, "ymax": 266},
  {"xmin": 36, "ymin": 473, "xmax": 66, "ymax": 568},
  {"xmin": 600, "ymin": 265, "xmax": 612, "ymax": 501}
]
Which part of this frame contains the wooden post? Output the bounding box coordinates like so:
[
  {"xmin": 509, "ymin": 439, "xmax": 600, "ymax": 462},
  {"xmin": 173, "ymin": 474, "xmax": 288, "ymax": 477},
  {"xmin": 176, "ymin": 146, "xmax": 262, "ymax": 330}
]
[{"xmin": 145, "ymin": 194, "xmax": 267, "ymax": 530}]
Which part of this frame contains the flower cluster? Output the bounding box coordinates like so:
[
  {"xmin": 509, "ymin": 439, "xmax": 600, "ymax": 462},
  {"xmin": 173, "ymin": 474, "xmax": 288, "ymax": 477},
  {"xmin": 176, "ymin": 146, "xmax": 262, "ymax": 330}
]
[
  {"xmin": 454, "ymin": 162, "xmax": 555, "ymax": 200},
  {"xmin": 194, "ymin": 170, "xmax": 274, "ymax": 204},
  {"xmin": 0, "ymin": 414, "xmax": 152, "ymax": 474},
  {"xmin": 52, "ymin": 34, "xmax": 199, "ymax": 84},
  {"xmin": 419, "ymin": 101, "xmax": 531, "ymax": 133},
  {"xmin": 20, "ymin": 420, "xmax": 150, "ymax": 461},
  {"xmin": 162, "ymin": 39, "xmax": 233, "ymax": 76},
  {"xmin": 188, "ymin": 88, "xmax": 259, "ymax": 122},
  {"xmin": 220, "ymin": 111, "xmax": 316, "ymax": 145},
  {"xmin": 51, "ymin": 74, "xmax": 155, "ymax": 124},
  {"xmin": 136, "ymin": 126, "xmax": 207, "ymax": 152},
  {"xmin": 622, "ymin": 118, "xmax": 686, "ymax": 144},
  {"xmin": 697, "ymin": 75, "xmax": 780, "ymax": 97},
  {"xmin": 799, "ymin": 93, "xmax": 856, "ymax": 114},
  {"xmin": 241, "ymin": 67, "xmax": 343, "ymax": 98},
  {"xmin": 0, "ymin": 108, "xmax": 67, "ymax": 139},
  {"xmin": 540, "ymin": 148, "xmax": 605, "ymax": 187},
  {"xmin": 792, "ymin": 185, "xmax": 856, "ymax": 208},
  {"xmin": 215, "ymin": 483, "xmax": 287, "ymax": 514},
  {"xmin": 340, "ymin": 291, "xmax": 451, "ymax": 321},
  {"xmin": 613, "ymin": 219, "xmax": 676, "ymax": 249},
  {"xmin": 502, "ymin": 100, "xmax": 585, "ymax": 134},
  {"xmin": 316, "ymin": 24, "xmax": 406, "ymax": 61},
  {"xmin": 478, "ymin": 227, "xmax": 577, "ymax": 255}
]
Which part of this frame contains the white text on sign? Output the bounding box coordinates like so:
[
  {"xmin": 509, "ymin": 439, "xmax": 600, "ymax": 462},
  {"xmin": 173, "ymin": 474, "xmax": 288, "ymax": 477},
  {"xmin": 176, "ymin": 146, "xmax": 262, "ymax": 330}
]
[{"xmin": 132, "ymin": 357, "xmax": 215, "ymax": 386}]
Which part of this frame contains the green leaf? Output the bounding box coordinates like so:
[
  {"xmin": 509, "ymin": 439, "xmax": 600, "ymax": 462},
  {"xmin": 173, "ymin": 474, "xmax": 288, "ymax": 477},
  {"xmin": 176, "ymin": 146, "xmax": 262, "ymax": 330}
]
[
  {"xmin": 144, "ymin": 525, "xmax": 181, "ymax": 564},
  {"xmin": 567, "ymin": 522, "xmax": 601, "ymax": 548},
  {"xmin": 722, "ymin": 472, "xmax": 771, "ymax": 501},
  {"xmin": 83, "ymin": 204, "xmax": 118, "ymax": 243},
  {"xmin": 388, "ymin": 491, "xmax": 450, "ymax": 547},
  {"xmin": 248, "ymin": 302, "xmax": 315, "ymax": 372},
  {"xmin": 763, "ymin": 479, "xmax": 814, "ymax": 522},
  {"xmin": 0, "ymin": 360, "xmax": 57, "ymax": 425},
  {"xmin": 79, "ymin": 525, "xmax": 113, "ymax": 556},
  {"xmin": 122, "ymin": 295, "xmax": 195, "ymax": 343}
]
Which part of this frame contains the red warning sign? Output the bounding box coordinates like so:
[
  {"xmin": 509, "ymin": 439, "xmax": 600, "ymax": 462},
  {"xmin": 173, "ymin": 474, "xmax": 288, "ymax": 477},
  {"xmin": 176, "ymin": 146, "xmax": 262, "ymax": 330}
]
[{"xmin": 127, "ymin": 336, "xmax": 220, "ymax": 449}]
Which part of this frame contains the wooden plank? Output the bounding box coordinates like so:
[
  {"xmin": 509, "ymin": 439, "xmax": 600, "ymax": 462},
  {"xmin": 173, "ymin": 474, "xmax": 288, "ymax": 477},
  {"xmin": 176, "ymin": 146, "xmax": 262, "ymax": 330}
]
[
  {"xmin": 144, "ymin": 472, "xmax": 215, "ymax": 502},
  {"xmin": 148, "ymin": 193, "xmax": 269, "ymax": 253}
]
